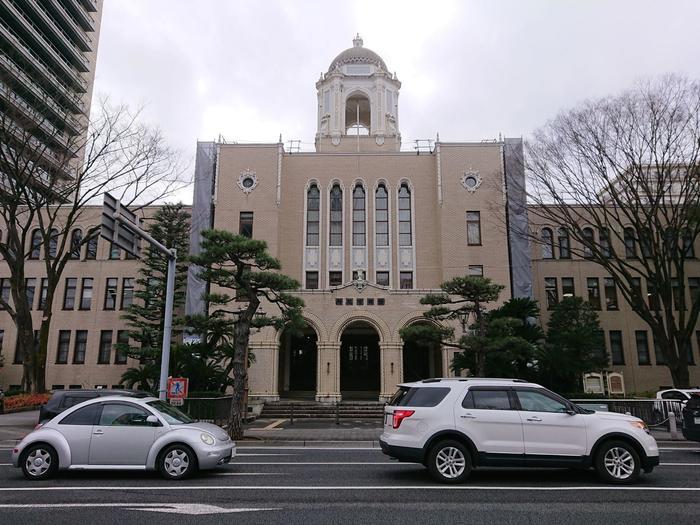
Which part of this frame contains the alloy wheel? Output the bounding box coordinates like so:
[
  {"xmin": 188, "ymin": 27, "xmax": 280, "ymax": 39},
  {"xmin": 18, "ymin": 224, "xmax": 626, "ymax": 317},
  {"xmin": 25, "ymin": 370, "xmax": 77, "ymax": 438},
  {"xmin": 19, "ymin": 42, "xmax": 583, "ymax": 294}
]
[
  {"xmin": 25, "ymin": 448, "xmax": 52, "ymax": 477},
  {"xmin": 435, "ymin": 446, "xmax": 466, "ymax": 479},
  {"xmin": 603, "ymin": 447, "xmax": 635, "ymax": 480}
]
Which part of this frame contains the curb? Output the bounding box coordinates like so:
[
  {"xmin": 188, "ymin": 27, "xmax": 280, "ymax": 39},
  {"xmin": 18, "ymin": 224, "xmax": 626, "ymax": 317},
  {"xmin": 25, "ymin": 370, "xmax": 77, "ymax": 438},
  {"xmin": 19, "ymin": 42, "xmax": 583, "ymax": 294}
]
[{"xmin": 238, "ymin": 440, "xmax": 381, "ymax": 448}]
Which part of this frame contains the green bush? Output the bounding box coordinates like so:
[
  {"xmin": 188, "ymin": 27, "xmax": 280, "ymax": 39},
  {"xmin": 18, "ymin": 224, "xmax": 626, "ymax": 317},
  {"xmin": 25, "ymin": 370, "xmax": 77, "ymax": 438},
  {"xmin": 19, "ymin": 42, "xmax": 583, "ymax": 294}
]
[{"xmin": 3, "ymin": 389, "xmax": 27, "ymax": 397}]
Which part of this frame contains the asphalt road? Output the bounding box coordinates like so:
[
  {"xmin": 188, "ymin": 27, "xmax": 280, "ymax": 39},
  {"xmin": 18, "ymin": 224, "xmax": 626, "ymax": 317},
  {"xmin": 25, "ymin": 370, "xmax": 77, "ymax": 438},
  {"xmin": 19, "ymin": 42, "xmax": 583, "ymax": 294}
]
[{"xmin": 1, "ymin": 443, "xmax": 699, "ymax": 524}]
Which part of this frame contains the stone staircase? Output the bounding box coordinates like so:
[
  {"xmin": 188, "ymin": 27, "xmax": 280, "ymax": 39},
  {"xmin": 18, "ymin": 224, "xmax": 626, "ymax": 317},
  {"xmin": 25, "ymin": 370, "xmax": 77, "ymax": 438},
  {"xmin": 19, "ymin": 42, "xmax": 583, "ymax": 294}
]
[{"xmin": 260, "ymin": 400, "xmax": 385, "ymax": 419}]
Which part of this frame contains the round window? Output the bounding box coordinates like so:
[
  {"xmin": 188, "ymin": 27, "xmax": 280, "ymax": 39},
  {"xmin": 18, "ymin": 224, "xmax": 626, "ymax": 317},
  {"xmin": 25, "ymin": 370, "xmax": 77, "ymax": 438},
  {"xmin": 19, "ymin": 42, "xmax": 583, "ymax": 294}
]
[
  {"xmin": 464, "ymin": 176, "xmax": 478, "ymax": 189},
  {"xmin": 242, "ymin": 177, "xmax": 255, "ymax": 188}
]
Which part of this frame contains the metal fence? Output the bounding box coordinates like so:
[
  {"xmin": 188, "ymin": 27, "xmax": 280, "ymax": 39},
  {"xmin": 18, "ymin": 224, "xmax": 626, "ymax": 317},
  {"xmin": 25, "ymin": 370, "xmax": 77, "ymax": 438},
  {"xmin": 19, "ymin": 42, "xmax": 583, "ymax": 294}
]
[
  {"xmin": 181, "ymin": 396, "xmax": 232, "ymax": 426},
  {"xmin": 571, "ymin": 398, "xmax": 684, "ymax": 429}
]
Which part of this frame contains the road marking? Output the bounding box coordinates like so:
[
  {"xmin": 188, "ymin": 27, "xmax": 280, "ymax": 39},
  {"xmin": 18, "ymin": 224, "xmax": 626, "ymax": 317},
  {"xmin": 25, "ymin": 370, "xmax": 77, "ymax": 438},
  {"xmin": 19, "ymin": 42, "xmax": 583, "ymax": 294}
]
[
  {"xmin": 658, "ymin": 448, "xmax": 700, "ymax": 452},
  {"xmin": 0, "ymin": 503, "xmax": 279, "ymax": 515},
  {"xmin": 2, "ymin": 485, "xmax": 700, "ymax": 492},
  {"xmin": 262, "ymin": 419, "xmax": 287, "ymax": 430},
  {"xmin": 235, "ymin": 453, "xmax": 295, "ymax": 457},
  {"xmin": 229, "ymin": 462, "xmax": 410, "ymax": 466},
  {"xmin": 659, "ymin": 462, "xmax": 700, "ymax": 466},
  {"xmin": 214, "ymin": 473, "xmax": 280, "ymax": 476}
]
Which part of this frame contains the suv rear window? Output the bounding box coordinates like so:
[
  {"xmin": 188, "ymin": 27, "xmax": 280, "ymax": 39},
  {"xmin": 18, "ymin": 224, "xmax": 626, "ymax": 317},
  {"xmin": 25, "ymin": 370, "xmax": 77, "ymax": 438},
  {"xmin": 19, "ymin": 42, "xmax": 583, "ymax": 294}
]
[
  {"xmin": 389, "ymin": 387, "xmax": 450, "ymax": 407},
  {"xmin": 60, "ymin": 395, "xmax": 95, "ymax": 409}
]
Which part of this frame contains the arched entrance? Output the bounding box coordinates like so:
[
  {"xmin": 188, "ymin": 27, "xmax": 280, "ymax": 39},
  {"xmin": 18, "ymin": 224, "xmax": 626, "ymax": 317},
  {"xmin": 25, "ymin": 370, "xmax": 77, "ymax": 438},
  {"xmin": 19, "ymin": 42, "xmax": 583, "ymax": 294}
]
[
  {"xmin": 345, "ymin": 92, "xmax": 371, "ymax": 135},
  {"xmin": 278, "ymin": 327, "xmax": 318, "ymax": 399},
  {"xmin": 402, "ymin": 323, "xmax": 443, "ymax": 382},
  {"xmin": 340, "ymin": 321, "xmax": 380, "ymax": 399}
]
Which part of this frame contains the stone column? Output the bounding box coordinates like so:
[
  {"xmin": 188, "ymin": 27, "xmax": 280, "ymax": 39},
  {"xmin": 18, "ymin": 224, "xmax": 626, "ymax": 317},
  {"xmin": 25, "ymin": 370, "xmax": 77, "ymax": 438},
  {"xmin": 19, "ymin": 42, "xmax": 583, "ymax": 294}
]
[
  {"xmin": 316, "ymin": 342, "xmax": 341, "ymax": 403},
  {"xmin": 380, "ymin": 342, "xmax": 403, "ymax": 402},
  {"xmin": 248, "ymin": 342, "xmax": 279, "ymax": 402}
]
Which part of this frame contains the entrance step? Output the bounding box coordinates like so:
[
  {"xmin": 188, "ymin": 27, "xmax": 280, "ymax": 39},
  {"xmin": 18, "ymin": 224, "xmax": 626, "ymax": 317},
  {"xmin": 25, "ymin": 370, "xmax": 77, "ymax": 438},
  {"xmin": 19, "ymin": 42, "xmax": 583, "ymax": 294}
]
[{"xmin": 260, "ymin": 401, "xmax": 385, "ymax": 419}]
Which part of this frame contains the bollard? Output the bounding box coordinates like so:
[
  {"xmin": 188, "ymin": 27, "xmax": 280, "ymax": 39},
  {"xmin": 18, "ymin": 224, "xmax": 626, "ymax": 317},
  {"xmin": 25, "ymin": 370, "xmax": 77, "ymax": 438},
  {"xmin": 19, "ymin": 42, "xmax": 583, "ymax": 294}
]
[
  {"xmin": 290, "ymin": 402, "xmax": 294, "ymax": 426},
  {"xmin": 669, "ymin": 411, "xmax": 679, "ymax": 440},
  {"xmin": 335, "ymin": 401, "xmax": 340, "ymax": 426}
]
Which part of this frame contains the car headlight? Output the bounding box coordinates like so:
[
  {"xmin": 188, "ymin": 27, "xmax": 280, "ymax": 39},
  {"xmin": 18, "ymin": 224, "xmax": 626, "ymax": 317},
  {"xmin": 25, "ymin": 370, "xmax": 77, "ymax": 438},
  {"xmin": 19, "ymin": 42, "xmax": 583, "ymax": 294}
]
[
  {"xmin": 200, "ymin": 433, "xmax": 215, "ymax": 445},
  {"xmin": 629, "ymin": 421, "xmax": 650, "ymax": 434}
]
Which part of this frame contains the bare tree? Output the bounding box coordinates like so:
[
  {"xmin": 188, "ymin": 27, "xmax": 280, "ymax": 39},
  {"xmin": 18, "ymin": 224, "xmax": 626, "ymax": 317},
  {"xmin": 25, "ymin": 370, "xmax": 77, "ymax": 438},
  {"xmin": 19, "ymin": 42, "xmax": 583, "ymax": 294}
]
[
  {"xmin": 0, "ymin": 97, "xmax": 189, "ymax": 392},
  {"xmin": 526, "ymin": 75, "xmax": 700, "ymax": 387}
]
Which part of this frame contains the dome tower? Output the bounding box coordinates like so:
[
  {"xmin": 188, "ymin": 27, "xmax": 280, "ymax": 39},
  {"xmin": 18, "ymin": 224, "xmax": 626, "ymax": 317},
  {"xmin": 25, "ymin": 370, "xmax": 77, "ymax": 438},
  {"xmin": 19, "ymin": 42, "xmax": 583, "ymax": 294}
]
[{"xmin": 315, "ymin": 35, "xmax": 401, "ymax": 152}]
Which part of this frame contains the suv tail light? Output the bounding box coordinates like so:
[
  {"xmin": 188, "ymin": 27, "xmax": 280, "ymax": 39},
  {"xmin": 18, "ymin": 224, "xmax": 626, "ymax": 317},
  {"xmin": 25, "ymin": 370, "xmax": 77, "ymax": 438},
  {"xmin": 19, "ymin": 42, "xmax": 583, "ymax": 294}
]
[{"xmin": 392, "ymin": 410, "xmax": 415, "ymax": 429}]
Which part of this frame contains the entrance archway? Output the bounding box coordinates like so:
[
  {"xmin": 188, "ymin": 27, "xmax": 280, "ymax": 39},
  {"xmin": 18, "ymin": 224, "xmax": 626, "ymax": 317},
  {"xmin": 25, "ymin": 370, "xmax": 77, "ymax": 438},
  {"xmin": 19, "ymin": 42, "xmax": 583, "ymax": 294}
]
[
  {"xmin": 278, "ymin": 327, "xmax": 318, "ymax": 399},
  {"xmin": 402, "ymin": 323, "xmax": 442, "ymax": 382},
  {"xmin": 340, "ymin": 321, "xmax": 380, "ymax": 399}
]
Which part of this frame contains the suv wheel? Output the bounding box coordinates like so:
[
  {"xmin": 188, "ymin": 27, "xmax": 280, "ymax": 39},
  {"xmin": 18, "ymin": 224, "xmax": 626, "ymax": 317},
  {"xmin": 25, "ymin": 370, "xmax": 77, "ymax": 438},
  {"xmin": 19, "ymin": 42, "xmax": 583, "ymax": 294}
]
[
  {"xmin": 158, "ymin": 444, "xmax": 197, "ymax": 480},
  {"xmin": 20, "ymin": 444, "xmax": 58, "ymax": 481},
  {"xmin": 427, "ymin": 439, "xmax": 472, "ymax": 484},
  {"xmin": 595, "ymin": 440, "xmax": 640, "ymax": 484}
]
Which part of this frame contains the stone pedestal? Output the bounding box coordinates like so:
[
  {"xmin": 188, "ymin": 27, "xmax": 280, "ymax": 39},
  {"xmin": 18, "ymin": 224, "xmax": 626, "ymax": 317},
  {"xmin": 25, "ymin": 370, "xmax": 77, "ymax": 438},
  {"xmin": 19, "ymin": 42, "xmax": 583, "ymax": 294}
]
[
  {"xmin": 380, "ymin": 342, "xmax": 403, "ymax": 402},
  {"xmin": 248, "ymin": 342, "xmax": 279, "ymax": 401},
  {"xmin": 316, "ymin": 342, "xmax": 341, "ymax": 403}
]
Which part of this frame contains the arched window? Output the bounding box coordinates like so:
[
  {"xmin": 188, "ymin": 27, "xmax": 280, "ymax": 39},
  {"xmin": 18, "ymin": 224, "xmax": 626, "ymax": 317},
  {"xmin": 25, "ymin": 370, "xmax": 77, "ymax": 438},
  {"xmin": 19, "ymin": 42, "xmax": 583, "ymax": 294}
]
[
  {"xmin": 398, "ymin": 184, "xmax": 412, "ymax": 246},
  {"xmin": 599, "ymin": 227, "xmax": 612, "ymax": 258},
  {"xmin": 541, "ymin": 228, "xmax": 554, "ymax": 259},
  {"xmin": 581, "ymin": 227, "xmax": 594, "ymax": 258},
  {"xmin": 48, "ymin": 228, "xmax": 58, "ymax": 258},
  {"xmin": 683, "ymin": 228, "xmax": 695, "ymax": 258},
  {"xmin": 329, "ymin": 184, "xmax": 342, "ymax": 246},
  {"xmin": 375, "ymin": 185, "xmax": 389, "ymax": 246},
  {"xmin": 70, "ymin": 229, "xmax": 83, "ymax": 259},
  {"xmin": 29, "ymin": 229, "xmax": 42, "ymax": 259},
  {"xmin": 557, "ymin": 227, "xmax": 570, "ymax": 259},
  {"xmin": 352, "ymin": 185, "xmax": 366, "ymax": 246},
  {"xmin": 306, "ymin": 185, "xmax": 319, "ymax": 246},
  {"xmin": 624, "ymin": 227, "xmax": 637, "ymax": 258},
  {"xmin": 85, "ymin": 233, "xmax": 98, "ymax": 260}
]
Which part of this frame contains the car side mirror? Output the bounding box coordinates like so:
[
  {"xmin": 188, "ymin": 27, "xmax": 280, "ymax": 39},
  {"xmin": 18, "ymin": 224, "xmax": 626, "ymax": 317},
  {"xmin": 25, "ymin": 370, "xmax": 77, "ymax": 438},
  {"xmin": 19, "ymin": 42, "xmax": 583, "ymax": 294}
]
[
  {"xmin": 566, "ymin": 409, "xmax": 576, "ymax": 416},
  {"xmin": 146, "ymin": 415, "xmax": 160, "ymax": 426}
]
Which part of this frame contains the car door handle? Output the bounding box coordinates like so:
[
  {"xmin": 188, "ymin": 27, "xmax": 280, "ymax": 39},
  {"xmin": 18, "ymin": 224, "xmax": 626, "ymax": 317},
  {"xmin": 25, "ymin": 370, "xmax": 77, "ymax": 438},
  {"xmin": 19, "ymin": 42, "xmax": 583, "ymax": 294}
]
[
  {"xmin": 93, "ymin": 429, "xmax": 103, "ymax": 435},
  {"xmin": 526, "ymin": 417, "xmax": 542, "ymax": 422},
  {"xmin": 460, "ymin": 414, "xmax": 477, "ymax": 419}
]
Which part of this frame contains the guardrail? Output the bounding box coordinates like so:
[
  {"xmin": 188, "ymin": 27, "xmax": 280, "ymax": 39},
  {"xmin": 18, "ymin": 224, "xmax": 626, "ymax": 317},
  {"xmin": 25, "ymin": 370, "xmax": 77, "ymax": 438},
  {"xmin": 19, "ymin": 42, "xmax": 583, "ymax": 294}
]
[
  {"xmin": 571, "ymin": 398, "xmax": 684, "ymax": 429},
  {"xmin": 181, "ymin": 396, "xmax": 231, "ymax": 426}
]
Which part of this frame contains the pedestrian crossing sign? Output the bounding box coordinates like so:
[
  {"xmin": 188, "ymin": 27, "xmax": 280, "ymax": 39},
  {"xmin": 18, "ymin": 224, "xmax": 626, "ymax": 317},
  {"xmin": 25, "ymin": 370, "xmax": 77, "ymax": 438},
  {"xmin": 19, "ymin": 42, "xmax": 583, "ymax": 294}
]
[{"xmin": 167, "ymin": 377, "xmax": 188, "ymax": 399}]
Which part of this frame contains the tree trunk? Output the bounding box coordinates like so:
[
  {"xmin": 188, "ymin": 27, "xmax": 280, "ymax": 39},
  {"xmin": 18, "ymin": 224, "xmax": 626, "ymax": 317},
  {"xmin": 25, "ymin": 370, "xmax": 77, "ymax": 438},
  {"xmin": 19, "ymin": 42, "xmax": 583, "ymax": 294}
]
[
  {"xmin": 227, "ymin": 311, "xmax": 253, "ymax": 440},
  {"xmin": 33, "ymin": 316, "xmax": 52, "ymax": 393},
  {"xmin": 669, "ymin": 361, "xmax": 690, "ymax": 389}
]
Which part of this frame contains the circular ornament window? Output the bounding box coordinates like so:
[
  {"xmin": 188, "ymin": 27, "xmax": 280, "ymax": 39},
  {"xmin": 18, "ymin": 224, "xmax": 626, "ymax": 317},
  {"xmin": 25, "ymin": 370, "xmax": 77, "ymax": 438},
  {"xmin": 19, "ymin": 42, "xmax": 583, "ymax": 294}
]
[
  {"xmin": 461, "ymin": 170, "xmax": 482, "ymax": 193},
  {"xmin": 238, "ymin": 169, "xmax": 258, "ymax": 194}
]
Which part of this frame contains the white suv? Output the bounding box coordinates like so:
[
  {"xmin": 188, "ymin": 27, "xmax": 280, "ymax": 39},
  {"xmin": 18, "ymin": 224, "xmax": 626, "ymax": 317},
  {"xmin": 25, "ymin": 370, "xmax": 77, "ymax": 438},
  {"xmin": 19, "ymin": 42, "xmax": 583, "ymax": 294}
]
[{"xmin": 380, "ymin": 378, "xmax": 659, "ymax": 484}]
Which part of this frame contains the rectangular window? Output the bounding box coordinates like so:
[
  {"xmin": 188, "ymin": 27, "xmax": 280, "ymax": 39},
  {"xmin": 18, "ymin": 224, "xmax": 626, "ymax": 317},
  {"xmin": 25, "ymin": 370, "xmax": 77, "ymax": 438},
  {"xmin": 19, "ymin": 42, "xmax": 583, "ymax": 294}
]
[
  {"xmin": 352, "ymin": 189, "xmax": 366, "ymax": 246},
  {"xmin": 356, "ymin": 298, "xmax": 364, "ymax": 306},
  {"xmin": 121, "ymin": 278, "xmax": 134, "ymax": 309},
  {"xmin": 544, "ymin": 277, "xmax": 558, "ymax": 310},
  {"xmin": 38, "ymin": 278, "xmax": 48, "ymax": 310},
  {"xmin": 306, "ymin": 271, "xmax": 319, "ymax": 290},
  {"xmin": 239, "ymin": 211, "xmax": 254, "ymax": 238},
  {"xmin": 635, "ymin": 331, "xmax": 650, "ymax": 365},
  {"xmin": 604, "ymin": 278, "xmax": 618, "ymax": 310},
  {"xmin": 377, "ymin": 298, "xmax": 385, "ymax": 306},
  {"xmin": 468, "ymin": 265, "xmax": 483, "ymax": 277},
  {"xmin": 367, "ymin": 298, "xmax": 375, "ymax": 305},
  {"xmin": 56, "ymin": 330, "xmax": 71, "ymax": 364},
  {"xmin": 587, "ymin": 278, "xmax": 601, "ymax": 310},
  {"xmin": 0, "ymin": 278, "xmax": 10, "ymax": 309},
  {"xmin": 73, "ymin": 330, "xmax": 87, "ymax": 364},
  {"xmin": 335, "ymin": 298, "xmax": 342, "ymax": 306},
  {"xmin": 375, "ymin": 187, "xmax": 389, "ymax": 246},
  {"xmin": 599, "ymin": 228, "xmax": 612, "ymax": 258},
  {"xmin": 329, "ymin": 272, "xmax": 342, "ymax": 287},
  {"xmin": 609, "ymin": 330, "xmax": 625, "ymax": 365},
  {"xmin": 25, "ymin": 278, "xmax": 36, "ymax": 310},
  {"xmin": 400, "ymin": 271, "xmax": 413, "ymax": 290},
  {"xmin": 376, "ymin": 271, "xmax": 390, "ymax": 287},
  {"xmin": 115, "ymin": 330, "xmax": 129, "ymax": 364},
  {"xmin": 63, "ymin": 278, "xmax": 77, "ymax": 310},
  {"xmin": 672, "ymin": 278, "xmax": 685, "ymax": 311},
  {"xmin": 647, "ymin": 279, "xmax": 659, "ymax": 311},
  {"xmin": 630, "ymin": 277, "xmax": 642, "ymax": 304},
  {"xmin": 689, "ymin": 278, "xmax": 700, "ymax": 306},
  {"xmin": 345, "ymin": 298, "xmax": 353, "ymax": 306},
  {"xmin": 86, "ymin": 235, "xmax": 98, "ymax": 260},
  {"xmin": 79, "ymin": 278, "xmax": 93, "ymax": 310},
  {"xmin": 466, "ymin": 211, "xmax": 481, "ymax": 245},
  {"xmin": 104, "ymin": 278, "xmax": 118, "ymax": 310},
  {"xmin": 109, "ymin": 243, "xmax": 121, "ymax": 260},
  {"xmin": 97, "ymin": 330, "xmax": 112, "ymax": 364},
  {"xmin": 654, "ymin": 337, "xmax": 666, "ymax": 365},
  {"xmin": 561, "ymin": 277, "xmax": 575, "ymax": 298}
]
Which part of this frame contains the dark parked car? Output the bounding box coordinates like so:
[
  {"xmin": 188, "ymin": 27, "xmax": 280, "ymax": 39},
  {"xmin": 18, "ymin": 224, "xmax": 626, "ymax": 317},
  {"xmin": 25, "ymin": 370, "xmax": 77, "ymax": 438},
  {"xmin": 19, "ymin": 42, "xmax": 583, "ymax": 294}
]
[
  {"xmin": 38, "ymin": 389, "xmax": 151, "ymax": 424},
  {"xmin": 682, "ymin": 394, "xmax": 700, "ymax": 442}
]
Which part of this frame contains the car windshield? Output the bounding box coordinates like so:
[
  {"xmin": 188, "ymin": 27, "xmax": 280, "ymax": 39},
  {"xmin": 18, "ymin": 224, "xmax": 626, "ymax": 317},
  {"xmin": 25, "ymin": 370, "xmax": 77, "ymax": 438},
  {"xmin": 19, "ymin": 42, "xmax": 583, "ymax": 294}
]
[{"xmin": 146, "ymin": 400, "xmax": 194, "ymax": 424}]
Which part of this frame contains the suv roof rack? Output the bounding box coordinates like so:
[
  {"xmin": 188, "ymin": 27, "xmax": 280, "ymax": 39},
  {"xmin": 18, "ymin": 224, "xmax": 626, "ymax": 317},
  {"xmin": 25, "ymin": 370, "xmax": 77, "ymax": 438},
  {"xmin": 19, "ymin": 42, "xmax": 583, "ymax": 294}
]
[{"xmin": 420, "ymin": 377, "xmax": 529, "ymax": 384}]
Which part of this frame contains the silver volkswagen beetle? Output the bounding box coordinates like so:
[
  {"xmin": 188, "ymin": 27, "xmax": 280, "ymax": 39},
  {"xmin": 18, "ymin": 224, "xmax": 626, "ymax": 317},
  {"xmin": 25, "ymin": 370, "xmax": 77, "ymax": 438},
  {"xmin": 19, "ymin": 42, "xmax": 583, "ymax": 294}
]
[{"xmin": 11, "ymin": 395, "xmax": 235, "ymax": 480}]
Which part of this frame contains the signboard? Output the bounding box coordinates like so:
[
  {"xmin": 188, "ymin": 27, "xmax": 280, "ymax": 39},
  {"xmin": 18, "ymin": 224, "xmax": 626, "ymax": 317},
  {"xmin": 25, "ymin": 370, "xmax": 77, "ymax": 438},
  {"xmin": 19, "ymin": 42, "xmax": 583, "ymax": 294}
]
[
  {"xmin": 100, "ymin": 192, "xmax": 141, "ymax": 257},
  {"xmin": 169, "ymin": 398, "xmax": 184, "ymax": 406},
  {"xmin": 167, "ymin": 377, "xmax": 189, "ymax": 399}
]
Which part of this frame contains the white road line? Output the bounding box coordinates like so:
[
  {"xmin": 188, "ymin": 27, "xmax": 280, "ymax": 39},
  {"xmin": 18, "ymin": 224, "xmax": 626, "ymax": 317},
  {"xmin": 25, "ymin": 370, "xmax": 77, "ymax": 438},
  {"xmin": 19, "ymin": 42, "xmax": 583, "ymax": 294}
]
[
  {"xmin": 262, "ymin": 419, "xmax": 287, "ymax": 430},
  {"xmin": 235, "ymin": 454, "xmax": 296, "ymax": 457},
  {"xmin": 659, "ymin": 462, "xmax": 700, "ymax": 466},
  {"xmin": 228, "ymin": 462, "xmax": 411, "ymax": 466},
  {"xmin": 658, "ymin": 448, "xmax": 700, "ymax": 452}
]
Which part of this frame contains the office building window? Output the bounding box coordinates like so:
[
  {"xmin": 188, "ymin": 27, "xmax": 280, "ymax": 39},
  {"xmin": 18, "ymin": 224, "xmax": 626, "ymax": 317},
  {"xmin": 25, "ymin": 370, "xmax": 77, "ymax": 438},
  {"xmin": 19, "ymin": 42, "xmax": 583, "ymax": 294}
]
[
  {"xmin": 399, "ymin": 184, "xmax": 413, "ymax": 246},
  {"xmin": 541, "ymin": 228, "xmax": 554, "ymax": 259},
  {"xmin": 587, "ymin": 278, "xmax": 601, "ymax": 310},
  {"xmin": 48, "ymin": 228, "xmax": 58, "ymax": 258},
  {"xmin": 56, "ymin": 330, "xmax": 71, "ymax": 364},
  {"xmin": 561, "ymin": 277, "xmax": 575, "ymax": 298},
  {"xmin": 581, "ymin": 227, "xmax": 594, "ymax": 258},
  {"xmin": 104, "ymin": 278, "xmax": 118, "ymax": 310},
  {"xmin": 647, "ymin": 278, "xmax": 659, "ymax": 311},
  {"xmin": 98, "ymin": 331, "xmax": 112, "ymax": 364},
  {"xmin": 306, "ymin": 185, "xmax": 320, "ymax": 246},
  {"xmin": 375, "ymin": 184, "xmax": 389, "ymax": 246},
  {"xmin": 70, "ymin": 229, "xmax": 82, "ymax": 259},
  {"xmin": 609, "ymin": 330, "xmax": 625, "ymax": 365},
  {"xmin": 239, "ymin": 211, "xmax": 254, "ymax": 238},
  {"xmin": 545, "ymin": 278, "xmax": 558, "ymax": 310},
  {"xmin": 630, "ymin": 277, "xmax": 643, "ymax": 304},
  {"xmin": 683, "ymin": 229, "xmax": 695, "ymax": 258},
  {"xmin": 63, "ymin": 278, "xmax": 77, "ymax": 310},
  {"xmin": 121, "ymin": 278, "xmax": 134, "ymax": 309},
  {"xmin": 635, "ymin": 331, "xmax": 650, "ymax": 365},
  {"xmin": 38, "ymin": 278, "xmax": 48, "ymax": 310},
  {"xmin": 604, "ymin": 278, "xmax": 618, "ymax": 310},
  {"xmin": 468, "ymin": 265, "xmax": 483, "ymax": 277},
  {"xmin": 558, "ymin": 227, "xmax": 570, "ymax": 259},
  {"xmin": 672, "ymin": 278, "xmax": 685, "ymax": 311},
  {"xmin": 115, "ymin": 330, "xmax": 129, "ymax": 365},
  {"xmin": 306, "ymin": 271, "xmax": 319, "ymax": 290},
  {"xmin": 466, "ymin": 211, "xmax": 481, "ymax": 246},
  {"xmin": 109, "ymin": 243, "xmax": 121, "ymax": 260},
  {"xmin": 640, "ymin": 228, "xmax": 652, "ymax": 258},
  {"xmin": 73, "ymin": 330, "xmax": 88, "ymax": 364},
  {"xmin": 25, "ymin": 278, "xmax": 36, "ymax": 310},
  {"xmin": 29, "ymin": 230, "xmax": 42, "ymax": 259},
  {"xmin": 599, "ymin": 228, "xmax": 612, "ymax": 258},
  {"xmin": 0, "ymin": 278, "xmax": 10, "ymax": 309},
  {"xmin": 79, "ymin": 278, "xmax": 93, "ymax": 310},
  {"xmin": 376, "ymin": 271, "xmax": 389, "ymax": 287},
  {"xmin": 624, "ymin": 228, "xmax": 637, "ymax": 258},
  {"xmin": 85, "ymin": 234, "xmax": 98, "ymax": 260},
  {"xmin": 329, "ymin": 271, "xmax": 342, "ymax": 287},
  {"xmin": 400, "ymin": 271, "xmax": 413, "ymax": 290},
  {"xmin": 689, "ymin": 278, "xmax": 700, "ymax": 306},
  {"xmin": 329, "ymin": 184, "xmax": 343, "ymax": 246},
  {"xmin": 352, "ymin": 185, "xmax": 366, "ymax": 246}
]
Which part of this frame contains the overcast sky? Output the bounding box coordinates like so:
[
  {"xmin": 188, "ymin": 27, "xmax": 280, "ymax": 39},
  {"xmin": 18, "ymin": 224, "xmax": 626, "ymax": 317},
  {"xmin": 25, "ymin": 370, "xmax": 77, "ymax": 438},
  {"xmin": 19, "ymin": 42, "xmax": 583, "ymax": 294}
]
[{"xmin": 93, "ymin": 0, "xmax": 700, "ymax": 197}]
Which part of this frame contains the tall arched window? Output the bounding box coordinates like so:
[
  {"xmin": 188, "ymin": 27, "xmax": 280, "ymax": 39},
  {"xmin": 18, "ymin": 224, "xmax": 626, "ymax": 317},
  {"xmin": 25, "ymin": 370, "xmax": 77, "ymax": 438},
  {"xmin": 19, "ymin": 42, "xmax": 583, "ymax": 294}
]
[
  {"xmin": 557, "ymin": 227, "xmax": 570, "ymax": 259},
  {"xmin": 683, "ymin": 228, "xmax": 695, "ymax": 258},
  {"xmin": 582, "ymin": 227, "xmax": 594, "ymax": 258},
  {"xmin": 70, "ymin": 229, "xmax": 83, "ymax": 259},
  {"xmin": 85, "ymin": 233, "xmax": 98, "ymax": 260},
  {"xmin": 352, "ymin": 185, "xmax": 366, "ymax": 246},
  {"xmin": 306, "ymin": 185, "xmax": 319, "ymax": 246},
  {"xmin": 398, "ymin": 184, "xmax": 412, "ymax": 246},
  {"xmin": 375, "ymin": 185, "xmax": 388, "ymax": 246},
  {"xmin": 624, "ymin": 227, "xmax": 637, "ymax": 258},
  {"xmin": 29, "ymin": 229, "xmax": 42, "ymax": 259},
  {"xmin": 541, "ymin": 228, "xmax": 554, "ymax": 259},
  {"xmin": 48, "ymin": 228, "xmax": 58, "ymax": 258},
  {"xmin": 329, "ymin": 184, "xmax": 342, "ymax": 246}
]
